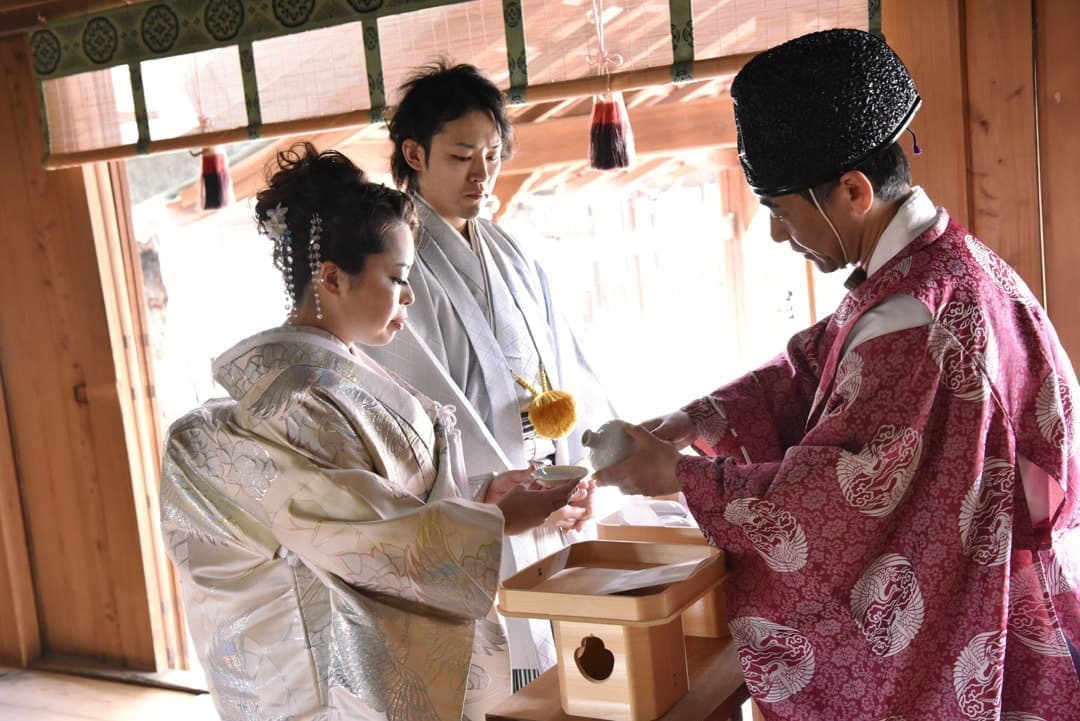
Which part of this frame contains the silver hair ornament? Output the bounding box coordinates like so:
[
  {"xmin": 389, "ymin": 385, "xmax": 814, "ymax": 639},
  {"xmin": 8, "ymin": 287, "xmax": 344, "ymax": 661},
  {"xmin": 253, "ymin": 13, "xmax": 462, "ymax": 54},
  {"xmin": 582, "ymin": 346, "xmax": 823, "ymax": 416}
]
[
  {"xmin": 263, "ymin": 203, "xmax": 297, "ymax": 317},
  {"xmin": 309, "ymin": 212, "xmax": 324, "ymax": 320}
]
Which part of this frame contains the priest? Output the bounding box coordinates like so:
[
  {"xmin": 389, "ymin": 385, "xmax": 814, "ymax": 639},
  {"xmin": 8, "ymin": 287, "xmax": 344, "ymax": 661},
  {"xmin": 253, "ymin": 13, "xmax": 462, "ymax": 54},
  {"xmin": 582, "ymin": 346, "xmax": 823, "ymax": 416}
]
[{"xmin": 596, "ymin": 28, "xmax": 1080, "ymax": 720}]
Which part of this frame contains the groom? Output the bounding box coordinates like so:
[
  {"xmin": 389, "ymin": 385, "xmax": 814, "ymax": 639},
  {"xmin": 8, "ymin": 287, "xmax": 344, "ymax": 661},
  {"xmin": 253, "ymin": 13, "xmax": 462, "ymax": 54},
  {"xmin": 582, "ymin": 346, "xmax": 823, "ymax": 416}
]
[{"xmin": 364, "ymin": 62, "xmax": 617, "ymax": 689}]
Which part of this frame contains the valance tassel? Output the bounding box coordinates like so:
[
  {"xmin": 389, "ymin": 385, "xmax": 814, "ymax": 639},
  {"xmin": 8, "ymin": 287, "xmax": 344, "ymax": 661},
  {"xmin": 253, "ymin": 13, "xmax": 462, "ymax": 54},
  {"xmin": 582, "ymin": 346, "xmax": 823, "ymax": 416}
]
[
  {"xmin": 585, "ymin": 0, "xmax": 635, "ymax": 170},
  {"xmin": 199, "ymin": 145, "xmax": 234, "ymax": 210},
  {"xmin": 589, "ymin": 92, "xmax": 635, "ymax": 170}
]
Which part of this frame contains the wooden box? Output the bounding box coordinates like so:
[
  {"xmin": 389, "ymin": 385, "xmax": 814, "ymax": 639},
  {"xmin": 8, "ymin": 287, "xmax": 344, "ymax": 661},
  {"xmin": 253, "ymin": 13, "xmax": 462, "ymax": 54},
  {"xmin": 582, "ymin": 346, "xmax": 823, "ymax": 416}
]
[
  {"xmin": 597, "ymin": 511, "xmax": 729, "ymax": 640},
  {"xmin": 499, "ymin": 541, "xmax": 726, "ymax": 721}
]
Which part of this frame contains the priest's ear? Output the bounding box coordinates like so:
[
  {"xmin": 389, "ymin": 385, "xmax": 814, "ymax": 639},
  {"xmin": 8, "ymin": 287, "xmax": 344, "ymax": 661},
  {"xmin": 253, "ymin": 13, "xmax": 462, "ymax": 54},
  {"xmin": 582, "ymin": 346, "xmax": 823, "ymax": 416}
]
[
  {"xmin": 836, "ymin": 170, "xmax": 876, "ymax": 218},
  {"xmin": 401, "ymin": 139, "xmax": 427, "ymax": 172}
]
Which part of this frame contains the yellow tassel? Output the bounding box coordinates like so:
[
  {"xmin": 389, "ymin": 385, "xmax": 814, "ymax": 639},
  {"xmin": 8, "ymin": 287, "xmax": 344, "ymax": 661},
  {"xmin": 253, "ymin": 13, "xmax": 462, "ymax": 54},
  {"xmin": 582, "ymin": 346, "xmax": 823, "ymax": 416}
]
[{"xmin": 528, "ymin": 389, "xmax": 577, "ymax": 440}]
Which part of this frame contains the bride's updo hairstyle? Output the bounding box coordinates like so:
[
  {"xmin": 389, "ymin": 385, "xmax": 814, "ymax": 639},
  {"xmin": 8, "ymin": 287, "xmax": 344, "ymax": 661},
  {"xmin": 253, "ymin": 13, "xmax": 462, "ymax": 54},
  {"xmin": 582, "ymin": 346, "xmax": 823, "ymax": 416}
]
[{"xmin": 255, "ymin": 142, "xmax": 415, "ymax": 309}]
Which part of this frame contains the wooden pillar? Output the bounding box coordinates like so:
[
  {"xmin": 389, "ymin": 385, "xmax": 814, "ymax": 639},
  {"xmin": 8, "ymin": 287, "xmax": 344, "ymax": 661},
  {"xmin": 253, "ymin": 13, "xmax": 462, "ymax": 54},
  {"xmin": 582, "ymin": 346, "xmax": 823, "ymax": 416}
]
[
  {"xmin": 964, "ymin": 0, "xmax": 1042, "ymax": 300},
  {"xmin": 718, "ymin": 159, "xmax": 752, "ymax": 347},
  {"xmin": 881, "ymin": 0, "xmax": 971, "ymax": 226},
  {"xmin": 1036, "ymin": 0, "xmax": 1080, "ymax": 364},
  {"xmin": 887, "ymin": 0, "xmax": 1077, "ymax": 367},
  {"xmin": 0, "ymin": 363, "xmax": 40, "ymax": 667},
  {"xmin": 0, "ymin": 35, "xmax": 164, "ymax": 669},
  {"xmin": 885, "ymin": 0, "xmax": 1043, "ymax": 301}
]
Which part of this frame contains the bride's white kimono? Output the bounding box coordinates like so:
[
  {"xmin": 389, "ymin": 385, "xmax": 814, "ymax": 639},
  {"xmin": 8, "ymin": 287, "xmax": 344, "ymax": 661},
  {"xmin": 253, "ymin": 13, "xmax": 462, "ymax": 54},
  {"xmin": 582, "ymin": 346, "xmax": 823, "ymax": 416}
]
[{"xmin": 160, "ymin": 326, "xmax": 510, "ymax": 721}]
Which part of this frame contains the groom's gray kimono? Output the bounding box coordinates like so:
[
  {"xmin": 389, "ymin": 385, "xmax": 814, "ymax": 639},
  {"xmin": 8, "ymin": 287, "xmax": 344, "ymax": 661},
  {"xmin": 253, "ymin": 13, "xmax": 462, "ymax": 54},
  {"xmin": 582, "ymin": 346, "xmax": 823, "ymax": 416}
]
[{"xmin": 365, "ymin": 195, "xmax": 616, "ymax": 682}]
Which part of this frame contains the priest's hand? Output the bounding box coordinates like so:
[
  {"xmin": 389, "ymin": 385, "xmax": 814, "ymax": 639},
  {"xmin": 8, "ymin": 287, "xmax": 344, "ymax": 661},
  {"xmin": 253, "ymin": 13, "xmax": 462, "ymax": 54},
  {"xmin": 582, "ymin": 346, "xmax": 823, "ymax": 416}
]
[
  {"xmin": 495, "ymin": 479, "xmax": 581, "ymax": 535},
  {"xmin": 543, "ymin": 478, "xmax": 595, "ymax": 532},
  {"xmin": 641, "ymin": 410, "xmax": 697, "ymax": 449},
  {"xmin": 593, "ymin": 424, "xmax": 681, "ymax": 497}
]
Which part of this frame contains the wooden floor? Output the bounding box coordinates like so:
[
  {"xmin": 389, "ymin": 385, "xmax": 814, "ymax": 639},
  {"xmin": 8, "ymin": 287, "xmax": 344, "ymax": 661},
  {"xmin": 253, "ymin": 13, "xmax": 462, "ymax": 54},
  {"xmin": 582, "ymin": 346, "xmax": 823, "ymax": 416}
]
[
  {"xmin": 0, "ymin": 666, "xmax": 758, "ymax": 720},
  {"xmin": 0, "ymin": 667, "xmax": 220, "ymax": 721}
]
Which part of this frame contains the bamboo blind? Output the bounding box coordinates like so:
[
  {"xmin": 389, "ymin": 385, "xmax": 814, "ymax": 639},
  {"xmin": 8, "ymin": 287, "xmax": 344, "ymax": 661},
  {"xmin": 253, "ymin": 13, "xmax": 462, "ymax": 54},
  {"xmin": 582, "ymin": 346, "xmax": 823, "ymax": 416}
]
[{"xmin": 30, "ymin": 0, "xmax": 871, "ymax": 168}]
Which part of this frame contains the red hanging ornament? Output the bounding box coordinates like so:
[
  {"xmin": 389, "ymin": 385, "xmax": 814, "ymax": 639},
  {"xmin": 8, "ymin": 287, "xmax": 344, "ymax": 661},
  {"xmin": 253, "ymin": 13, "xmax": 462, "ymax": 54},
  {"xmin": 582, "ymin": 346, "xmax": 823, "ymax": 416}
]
[
  {"xmin": 199, "ymin": 144, "xmax": 234, "ymax": 210},
  {"xmin": 589, "ymin": 91, "xmax": 635, "ymax": 170},
  {"xmin": 585, "ymin": 0, "xmax": 634, "ymax": 171},
  {"xmin": 193, "ymin": 64, "xmax": 232, "ymax": 211}
]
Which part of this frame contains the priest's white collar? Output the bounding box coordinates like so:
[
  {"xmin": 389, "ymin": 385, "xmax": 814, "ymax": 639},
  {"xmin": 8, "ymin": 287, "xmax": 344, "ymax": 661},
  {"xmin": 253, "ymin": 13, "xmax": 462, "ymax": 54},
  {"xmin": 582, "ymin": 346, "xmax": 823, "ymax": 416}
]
[{"xmin": 866, "ymin": 185, "xmax": 940, "ymax": 277}]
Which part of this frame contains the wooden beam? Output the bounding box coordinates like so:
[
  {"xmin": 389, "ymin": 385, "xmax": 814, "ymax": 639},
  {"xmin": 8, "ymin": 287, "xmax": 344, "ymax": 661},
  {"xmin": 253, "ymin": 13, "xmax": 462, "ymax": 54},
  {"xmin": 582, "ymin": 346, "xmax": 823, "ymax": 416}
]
[
  {"xmin": 333, "ymin": 97, "xmax": 738, "ymax": 185},
  {"xmin": 659, "ymin": 78, "xmax": 724, "ymax": 106},
  {"xmin": 561, "ymin": 166, "xmax": 610, "ymax": 193},
  {"xmin": 625, "ymin": 87, "xmax": 668, "ymax": 110},
  {"xmin": 516, "ymin": 165, "xmax": 579, "ymax": 196},
  {"xmin": 109, "ymin": 159, "xmax": 189, "ymax": 668},
  {"xmin": 505, "ymin": 98, "xmax": 737, "ymax": 175},
  {"xmin": 92, "ymin": 158, "xmax": 196, "ymax": 669},
  {"xmin": 607, "ymin": 157, "xmax": 674, "ymax": 190},
  {"xmin": 490, "ymin": 171, "xmax": 535, "ymax": 223},
  {"xmin": 517, "ymin": 98, "xmax": 579, "ymax": 125},
  {"xmin": 1036, "ymin": 0, "xmax": 1080, "ymax": 364},
  {"xmin": 882, "ymin": 0, "xmax": 971, "ymax": 226},
  {"xmin": 511, "ymin": 100, "xmax": 568, "ymax": 125},
  {"xmin": 711, "ymin": 147, "xmax": 741, "ymax": 169},
  {"xmin": 964, "ymin": 0, "xmax": 1042, "ymax": 300}
]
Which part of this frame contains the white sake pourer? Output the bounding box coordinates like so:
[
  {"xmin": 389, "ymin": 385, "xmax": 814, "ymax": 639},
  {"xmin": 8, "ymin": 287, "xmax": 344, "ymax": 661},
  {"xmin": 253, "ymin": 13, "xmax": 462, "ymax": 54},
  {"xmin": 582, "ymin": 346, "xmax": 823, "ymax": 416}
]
[{"xmin": 580, "ymin": 419, "xmax": 638, "ymax": 471}]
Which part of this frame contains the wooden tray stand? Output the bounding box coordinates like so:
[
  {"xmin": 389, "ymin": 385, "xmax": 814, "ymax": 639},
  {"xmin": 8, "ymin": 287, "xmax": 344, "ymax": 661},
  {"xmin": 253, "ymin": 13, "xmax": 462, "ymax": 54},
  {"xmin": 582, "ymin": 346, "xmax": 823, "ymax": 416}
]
[
  {"xmin": 554, "ymin": 617, "xmax": 688, "ymax": 721},
  {"xmin": 596, "ymin": 514, "xmax": 729, "ymax": 640},
  {"xmin": 498, "ymin": 540, "xmax": 727, "ymax": 721}
]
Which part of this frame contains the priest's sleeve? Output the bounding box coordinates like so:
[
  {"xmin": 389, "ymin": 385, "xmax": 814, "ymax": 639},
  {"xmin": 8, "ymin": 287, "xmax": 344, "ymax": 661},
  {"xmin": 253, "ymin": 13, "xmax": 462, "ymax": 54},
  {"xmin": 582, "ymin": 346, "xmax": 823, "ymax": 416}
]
[
  {"xmin": 677, "ymin": 324, "xmax": 940, "ymax": 553},
  {"xmin": 682, "ymin": 318, "xmax": 830, "ymax": 463}
]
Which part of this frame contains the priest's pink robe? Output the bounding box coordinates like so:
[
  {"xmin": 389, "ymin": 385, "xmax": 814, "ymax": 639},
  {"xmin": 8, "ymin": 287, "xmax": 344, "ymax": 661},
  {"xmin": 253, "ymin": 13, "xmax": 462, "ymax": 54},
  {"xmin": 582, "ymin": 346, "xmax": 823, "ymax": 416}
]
[{"xmin": 679, "ymin": 214, "xmax": 1080, "ymax": 720}]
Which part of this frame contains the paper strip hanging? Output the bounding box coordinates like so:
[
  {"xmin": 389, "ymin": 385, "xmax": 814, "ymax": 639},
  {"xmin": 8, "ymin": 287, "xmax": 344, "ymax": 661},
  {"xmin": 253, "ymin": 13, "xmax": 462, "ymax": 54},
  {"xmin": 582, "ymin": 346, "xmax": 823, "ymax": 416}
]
[
  {"xmin": 669, "ymin": 0, "xmax": 694, "ymax": 83},
  {"xmin": 362, "ymin": 19, "xmax": 387, "ymax": 122},
  {"xmin": 128, "ymin": 61, "xmax": 151, "ymax": 152},
  {"xmin": 502, "ymin": 0, "xmax": 527, "ymax": 104},
  {"xmin": 237, "ymin": 41, "xmax": 262, "ymax": 137}
]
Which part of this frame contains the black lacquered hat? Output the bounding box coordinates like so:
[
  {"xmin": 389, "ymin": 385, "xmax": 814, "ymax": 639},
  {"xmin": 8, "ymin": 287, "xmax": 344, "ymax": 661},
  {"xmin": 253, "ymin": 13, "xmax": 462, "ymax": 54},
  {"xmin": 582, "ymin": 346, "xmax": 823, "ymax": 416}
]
[{"xmin": 730, "ymin": 28, "xmax": 921, "ymax": 197}]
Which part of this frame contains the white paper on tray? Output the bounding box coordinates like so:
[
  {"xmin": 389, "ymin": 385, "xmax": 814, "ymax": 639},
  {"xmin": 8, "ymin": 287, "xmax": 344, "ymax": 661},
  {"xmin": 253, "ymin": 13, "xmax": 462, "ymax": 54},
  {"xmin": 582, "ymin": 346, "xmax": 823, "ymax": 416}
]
[
  {"xmin": 618, "ymin": 495, "xmax": 699, "ymax": 529},
  {"xmin": 535, "ymin": 557, "xmax": 710, "ymax": 595}
]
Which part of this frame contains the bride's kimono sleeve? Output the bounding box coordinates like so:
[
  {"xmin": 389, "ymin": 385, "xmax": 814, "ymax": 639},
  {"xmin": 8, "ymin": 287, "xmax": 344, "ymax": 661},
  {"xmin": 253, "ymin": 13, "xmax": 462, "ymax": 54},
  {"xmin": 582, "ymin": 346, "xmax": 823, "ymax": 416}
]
[
  {"xmin": 239, "ymin": 382, "xmax": 505, "ymax": 621},
  {"xmin": 170, "ymin": 368, "xmax": 508, "ymax": 721}
]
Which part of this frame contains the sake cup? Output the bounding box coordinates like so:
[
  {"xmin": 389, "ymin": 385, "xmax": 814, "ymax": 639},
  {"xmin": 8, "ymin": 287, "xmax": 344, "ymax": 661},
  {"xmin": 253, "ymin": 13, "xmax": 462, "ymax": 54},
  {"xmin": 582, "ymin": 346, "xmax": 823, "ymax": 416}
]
[{"xmin": 532, "ymin": 464, "xmax": 589, "ymax": 487}]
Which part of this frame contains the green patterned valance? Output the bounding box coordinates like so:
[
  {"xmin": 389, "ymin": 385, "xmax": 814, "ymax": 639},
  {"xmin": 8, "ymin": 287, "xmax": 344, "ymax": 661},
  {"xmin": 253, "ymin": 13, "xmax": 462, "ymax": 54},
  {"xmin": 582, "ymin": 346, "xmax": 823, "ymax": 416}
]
[{"xmin": 31, "ymin": 0, "xmax": 470, "ymax": 80}]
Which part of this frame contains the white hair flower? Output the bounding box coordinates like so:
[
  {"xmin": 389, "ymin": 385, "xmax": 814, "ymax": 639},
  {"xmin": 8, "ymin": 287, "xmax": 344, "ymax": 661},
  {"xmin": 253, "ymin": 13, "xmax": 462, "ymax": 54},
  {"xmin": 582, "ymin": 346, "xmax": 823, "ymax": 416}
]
[{"xmin": 263, "ymin": 203, "xmax": 289, "ymax": 243}]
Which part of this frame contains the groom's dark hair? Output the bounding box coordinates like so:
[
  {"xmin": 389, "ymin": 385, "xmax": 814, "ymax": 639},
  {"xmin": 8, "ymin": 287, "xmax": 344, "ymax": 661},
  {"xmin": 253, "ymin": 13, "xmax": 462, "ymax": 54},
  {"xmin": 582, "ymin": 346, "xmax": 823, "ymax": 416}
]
[{"xmin": 387, "ymin": 61, "xmax": 514, "ymax": 192}]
